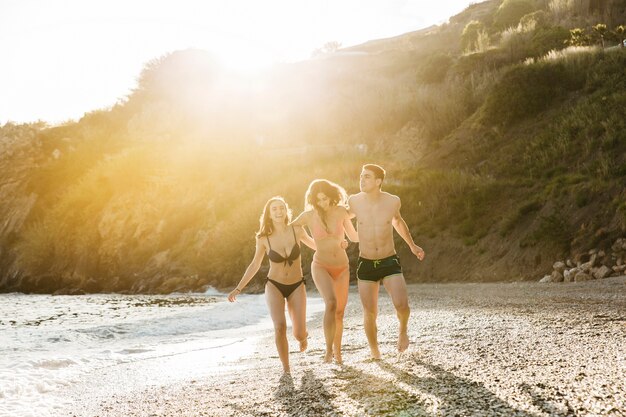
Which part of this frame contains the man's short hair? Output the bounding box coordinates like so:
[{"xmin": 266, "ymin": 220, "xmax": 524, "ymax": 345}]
[{"xmin": 362, "ymin": 164, "xmax": 386, "ymax": 183}]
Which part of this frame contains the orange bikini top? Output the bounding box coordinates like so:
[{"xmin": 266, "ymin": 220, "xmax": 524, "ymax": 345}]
[{"xmin": 311, "ymin": 214, "xmax": 344, "ymax": 240}]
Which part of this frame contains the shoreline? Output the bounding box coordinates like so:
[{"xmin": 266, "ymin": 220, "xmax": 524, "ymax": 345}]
[{"xmin": 67, "ymin": 277, "xmax": 625, "ymax": 416}]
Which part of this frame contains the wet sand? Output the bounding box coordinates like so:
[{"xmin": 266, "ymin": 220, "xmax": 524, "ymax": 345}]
[{"xmin": 69, "ymin": 277, "xmax": 626, "ymax": 417}]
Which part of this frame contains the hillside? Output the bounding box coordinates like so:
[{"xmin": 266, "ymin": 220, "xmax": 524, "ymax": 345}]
[{"xmin": 1, "ymin": 0, "xmax": 625, "ymax": 293}]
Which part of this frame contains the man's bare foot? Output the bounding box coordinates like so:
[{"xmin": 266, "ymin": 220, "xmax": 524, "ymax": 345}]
[
  {"xmin": 324, "ymin": 351, "xmax": 333, "ymax": 363},
  {"xmin": 398, "ymin": 332, "xmax": 409, "ymax": 352},
  {"xmin": 370, "ymin": 345, "xmax": 382, "ymax": 360}
]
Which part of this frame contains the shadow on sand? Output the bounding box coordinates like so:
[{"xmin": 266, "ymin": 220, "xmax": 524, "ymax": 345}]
[
  {"xmin": 274, "ymin": 370, "xmax": 339, "ymax": 416},
  {"xmin": 333, "ymin": 353, "xmax": 539, "ymax": 417}
]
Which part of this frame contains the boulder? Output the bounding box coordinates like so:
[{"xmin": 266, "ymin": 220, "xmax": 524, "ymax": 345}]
[
  {"xmin": 539, "ymin": 275, "xmax": 553, "ymax": 283},
  {"xmin": 603, "ymin": 256, "xmax": 617, "ymax": 269},
  {"xmin": 551, "ymin": 270, "xmax": 564, "ymax": 282},
  {"xmin": 592, "ymin": 265, "xmax": 612, "ymax": 279},
  {"xmin": 580, "ymin": 255, "xmax": 597, "ymax": 271},
  {"xmin": 575, "ymin": 252, "xmax": 591, "ymax": 266},
  {"xmin": 563, "ymin": 268, "xmax": 578, "ymax": 282},
  {"xmin": 553, "ymin": 261, "xmax": 566, "ymax": 273},
  {"xmin": 574, "ymin": 272, "xmax": 593, "ymax": 282}
]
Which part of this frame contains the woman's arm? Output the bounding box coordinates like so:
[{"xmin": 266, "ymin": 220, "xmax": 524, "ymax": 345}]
[
  {"xmin": 228, "ymin": 237, "xmax": 266, "ymax": 302},
  {"xmin": 296, "ymin": 226, "xmax": 317, "ymax": 251},
  {"xmin": 289, "ymin": 210, "xmax": 311, "ymax": 227}
]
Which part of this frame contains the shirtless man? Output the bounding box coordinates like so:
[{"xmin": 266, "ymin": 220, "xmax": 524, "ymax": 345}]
[{"xmin": 347, "ymin": 164, "xmax": 425, "ymax": 359}]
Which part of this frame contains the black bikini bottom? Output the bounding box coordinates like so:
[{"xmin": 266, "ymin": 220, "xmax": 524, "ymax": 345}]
[{"xmin": 266, "ymin": 277, "xmax": 305, "ymax": 298}]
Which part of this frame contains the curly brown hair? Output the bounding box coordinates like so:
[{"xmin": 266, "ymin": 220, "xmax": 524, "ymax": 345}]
[{"xmin": 304, "ymin": 179, "xmax": 347, "ymax": 232}]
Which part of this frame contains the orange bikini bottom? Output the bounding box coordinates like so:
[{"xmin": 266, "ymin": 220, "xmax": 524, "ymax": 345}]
[{"xmin": 313, "ymin": 260, "xmax": 348, "ymax": 280}]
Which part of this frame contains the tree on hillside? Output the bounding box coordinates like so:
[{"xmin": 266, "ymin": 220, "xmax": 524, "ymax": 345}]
[
  {"xmin": 568, "ymin": 28, "xmax": 591, "ymax": 46},
  {"xmin": 462, "ymin": 20, "xmax": 486, "ymax": 52},
  {"xmin": 592, "ymin": 23, "xmax": 609, "ymax": 47},
  {"xmin": 311, "ymin": 41, "xmax": 342, "ymax": 58},
  {"xmin": 494, "ymin": 0, "xmax": 536, "ymax": 29},
  {"xmin": 520, "ymin": 10, "xmax": 549, "ymax": 29},
  {"xmin": 614, "ymin": 24, "xmax": 625, "ymax": 47}
]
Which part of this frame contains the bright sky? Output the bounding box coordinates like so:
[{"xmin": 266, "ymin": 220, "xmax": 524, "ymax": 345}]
[{"xmin": 0, "ymin": 0, "xmax": 475, "ymax": 124}]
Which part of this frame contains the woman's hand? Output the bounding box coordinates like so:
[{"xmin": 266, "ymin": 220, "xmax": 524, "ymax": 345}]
[
  {"xmin": 340, "ymin": 239, "xmax": 349, "ymax": 249},
  {"xmin": 228, "ymin": 288, "xmax": 241, "ymax": 302}
]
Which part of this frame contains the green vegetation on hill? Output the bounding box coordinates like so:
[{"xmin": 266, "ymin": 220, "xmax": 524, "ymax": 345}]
[{"xmin": 1, "ymin": 0, "xmax": 625, "ymax": 293}]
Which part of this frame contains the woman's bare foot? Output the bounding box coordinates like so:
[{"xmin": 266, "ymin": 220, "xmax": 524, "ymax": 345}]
[
  {"xmin": 299, "ymin": 334, "xmax": 308, "ymax": 352},
  {"xmin": 398, "ymin": 332, "xmax": 409, "ymax": 352},
  {"xmin": 334, "ymin": 351, "xmax": 343, "ymax": 364},
  {"xmin": 324, "ymin": 351, "xmax": 333, "ymax": 363}
]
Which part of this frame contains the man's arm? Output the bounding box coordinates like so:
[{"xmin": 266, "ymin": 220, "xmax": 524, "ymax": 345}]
[{"xmin": 392, "ymin": 199, "xmax": 425, "ymax": 261}]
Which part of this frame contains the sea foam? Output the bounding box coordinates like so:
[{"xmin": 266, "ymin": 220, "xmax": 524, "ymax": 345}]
[{"xmin": 1, "ymin": 289, "xmax": 319, "ymax": 417}]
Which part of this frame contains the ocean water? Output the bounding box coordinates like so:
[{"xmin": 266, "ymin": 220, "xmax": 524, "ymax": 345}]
[{"xmin": 0, "ymin": 288, "xmax": 323, "ymax": 417}]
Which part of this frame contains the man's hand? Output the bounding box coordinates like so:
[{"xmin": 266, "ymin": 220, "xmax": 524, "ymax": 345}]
[{"xmin": 411, "ymin": 244, "xmax": 425, "ymax": 261}]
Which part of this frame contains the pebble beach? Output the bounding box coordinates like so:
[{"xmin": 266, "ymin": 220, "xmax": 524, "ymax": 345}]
[{"xmin": 68, "ymin": 277, "xmax": 625, "ymax": 417}]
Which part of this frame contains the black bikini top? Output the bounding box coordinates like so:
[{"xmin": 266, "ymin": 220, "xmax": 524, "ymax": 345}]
[{"xmin": 267, "ymin": 227, "xmax": 300, "ymax": 266}]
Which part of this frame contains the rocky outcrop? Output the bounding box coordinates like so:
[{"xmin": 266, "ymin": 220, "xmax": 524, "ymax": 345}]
[
  {"xmin": 539, "ymin": 238, "xmax": 626, "ymax": 282},
  {"xmin": 0, "ymin": 123, "xmax": 44, "ymax": 290}
]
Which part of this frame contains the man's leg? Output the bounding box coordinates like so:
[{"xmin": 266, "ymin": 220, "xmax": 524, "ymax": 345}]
[
  {"xmin": 382, "ymin": 274, "xmax": 410, "ymax": 352},
  {"xmin": 358, "ymin": 279, "xmax": 381, "ymax": 359}
]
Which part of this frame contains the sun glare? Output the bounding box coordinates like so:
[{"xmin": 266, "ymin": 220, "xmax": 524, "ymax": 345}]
[
  {"xmin": 211, "ymin": 41, "xmax": 276, "ymax": 75},
  {"xmin": 1, "ymin": 0, "xmax": 476, "ymax": 124}
]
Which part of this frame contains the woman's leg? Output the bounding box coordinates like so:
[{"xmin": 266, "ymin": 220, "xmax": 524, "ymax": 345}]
[
  {"xmin": 332, "ymin": 268, "xmax": 350, "ymax": 364},
  {"xmin": 286, "ymin": 283, "xmax": 308, "ymax": 352},
  {"xmin": 265, "ymin": 282, "xmax": 290, "ymax": 373},
  {"xmin": 311, "ymin": 262, "xmax": 337, "ymax": 363}
]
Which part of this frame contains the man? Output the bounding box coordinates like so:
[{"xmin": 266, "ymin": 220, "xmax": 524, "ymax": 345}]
[{"xmin": 347, "ymin": 164, "xmax": 425, "ymax": 359}]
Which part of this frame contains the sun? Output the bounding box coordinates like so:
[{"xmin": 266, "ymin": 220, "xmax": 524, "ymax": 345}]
[{"xmin": 210, "ymin": 39, "xmax": 278, "ymax": 75}]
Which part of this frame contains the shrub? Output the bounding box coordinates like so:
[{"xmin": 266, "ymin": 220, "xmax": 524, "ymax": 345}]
[
  {"xmin": 534, "ymin": 212, "xmax": 573, "ymax": 250},
  {"xmin": 530, "ymin": 26, "xmax": 571, "ymax": 56},
  {"xmin": 462, "ymin": 20, "xmax": 487, "ymax": 52},
  {"xmin": 480, "ymin": 59, "xmax": 585, "ymax": 126},
  {"xmin": 494, "ymin": 0, "xmax": 536, "ymax": 29},
  {"xmin": 520, "ymin": 10, "xmax": 549, "ymax": 28},
  {"xmin": 417, "ymin": 53, "xmax": 454, "ymax": 83}
]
